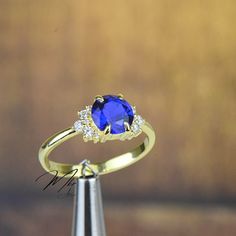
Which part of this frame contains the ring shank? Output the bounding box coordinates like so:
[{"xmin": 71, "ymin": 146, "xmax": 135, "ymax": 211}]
[{"xmin": 38, "ymin": 122, "xmax": 155, "ymax": 178}]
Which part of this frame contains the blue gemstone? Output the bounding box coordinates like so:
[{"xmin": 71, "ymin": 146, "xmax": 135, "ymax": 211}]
[{"xmin": 91, "ymin": 95, "xmax": 134, "ymax": 134}]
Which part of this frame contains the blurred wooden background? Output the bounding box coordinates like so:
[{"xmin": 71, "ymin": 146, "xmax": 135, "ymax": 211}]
[{"xmin": 0, "ymin": 0, "xmax": 236, "ymax": 235}]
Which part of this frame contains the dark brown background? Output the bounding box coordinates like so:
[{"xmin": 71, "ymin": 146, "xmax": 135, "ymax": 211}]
[{"xmin": 0, "ymin": 0, "xmax": 236, "ymax": 235}]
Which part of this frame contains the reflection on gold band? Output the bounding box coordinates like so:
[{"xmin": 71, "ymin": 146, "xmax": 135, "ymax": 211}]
[{"xmin": 38, "ymin": 122, "xmax": 155, "ymax": 178}]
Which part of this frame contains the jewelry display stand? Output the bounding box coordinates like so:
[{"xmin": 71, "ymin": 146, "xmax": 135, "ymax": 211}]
[
  {"xmin": 37, "ymin": 95, "xmax": 156, "ymax": 235},
  {"xmin": 71, "ymin": 176, "xmax": 106, "ymax": 236}
]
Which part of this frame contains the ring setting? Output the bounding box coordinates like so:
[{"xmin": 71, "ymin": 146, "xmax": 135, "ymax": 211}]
[
  {"xmin": 74, "ymin": 94, "xmax": 145, "ymax": 143},
  {"xmin": 38, "ymin": 93, "xmax": 155, "ymax": 177}
]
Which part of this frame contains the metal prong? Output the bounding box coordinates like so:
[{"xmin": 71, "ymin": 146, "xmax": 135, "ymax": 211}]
[
  {"xmin": 83, "ymin": 137, "xmax": 89, "ymax": 142},
  {"xmin": 104, "ymin": 124, "xmax": 111, "ymax": 135},
  {"xmin": 124, "ymin": 122, "xmax": 131, "ymax": 132},
  {"xmin": 100, "ymin": 125, "xmax": 111, "ymax": 143},
  {"xmin": 81, "ymin": 159, "xmax": 90, "ymax": 177},
  {"xmin": 93, "ymin": 138, "xmax": 99, "ymax": 144},
  {"xmin": 132, "ymin": 106, "xmax": 136, "ymax": 114},
  {"xmin": 80, "ymin": 159, "xmax": 98, "ymax": 177},
  {"xmin": 117, "ymin": 93, "xmax": 124, "ymax": 99},
  {"xmin": 95, "ymin": 95, "xmax": 104, "ymax": 103}
]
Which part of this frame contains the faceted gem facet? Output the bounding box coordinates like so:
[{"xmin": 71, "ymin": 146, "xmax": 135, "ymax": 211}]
[
  {"xmin": 91, "ymin": 95, "xmax": 134, "ymax": 134},
  {"xmin": 74, "ymin": 120, "xmax": 83, "ymax": 132}
]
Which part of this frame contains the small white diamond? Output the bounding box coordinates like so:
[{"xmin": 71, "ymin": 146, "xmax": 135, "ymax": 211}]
[
  {"xmin": 79, "ymin": 109, "xmax": 89, "ymax": 120},
  {"xmin": 135, "ymin": 115, "xmax": 145, "ymax": 126},
  {"xmin": 74, "ymin": 120, "xmax": 83, "ymax": 132},
  {"xmin": 83, "ymin": 119, "xmax": 90, "ymax": 125},
  {"xmin": 131, "ymin": 123, "xmax": 141, "ymax": 134},
  {"xmin": 83, "ymin": 126, "xmax": 94, "ymax": 139},
  {"xmin": 93, "ymin": 131, "xmax": 100, "ymax": 140}
]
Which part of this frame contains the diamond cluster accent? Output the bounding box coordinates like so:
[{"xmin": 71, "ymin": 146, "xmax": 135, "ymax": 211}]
[
  {"xmin": 73, "ymin": 102, "xmax": 145, "ymax": 143},
  {"xmin": 74, "ymin": 106, "xmax": 100, "ymax": 142},
  {"xmin": 131, "ymin": 115, "xmax": 145, "ymax": 134}
]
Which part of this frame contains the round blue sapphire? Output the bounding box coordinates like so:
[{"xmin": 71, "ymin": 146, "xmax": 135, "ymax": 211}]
[{"xmin": 91, "ymin": 95, "xmax": 134, "ymax": 134}]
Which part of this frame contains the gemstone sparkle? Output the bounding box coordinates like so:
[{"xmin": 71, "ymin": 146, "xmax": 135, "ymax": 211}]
[{"xmin": 91, "ymin": 95, "xmax": 134, "ymax": 134}]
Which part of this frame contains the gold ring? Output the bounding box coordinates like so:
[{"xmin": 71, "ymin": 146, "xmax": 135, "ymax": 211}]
[{"xmin": 38, "ymin": 94, "xmax": 156, "ymax": 178}]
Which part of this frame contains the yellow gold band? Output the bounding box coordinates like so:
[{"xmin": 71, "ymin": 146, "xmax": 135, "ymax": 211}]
[{"xmin": 38, "ymin": 122, "xmax": 155, "ymax": 178}]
